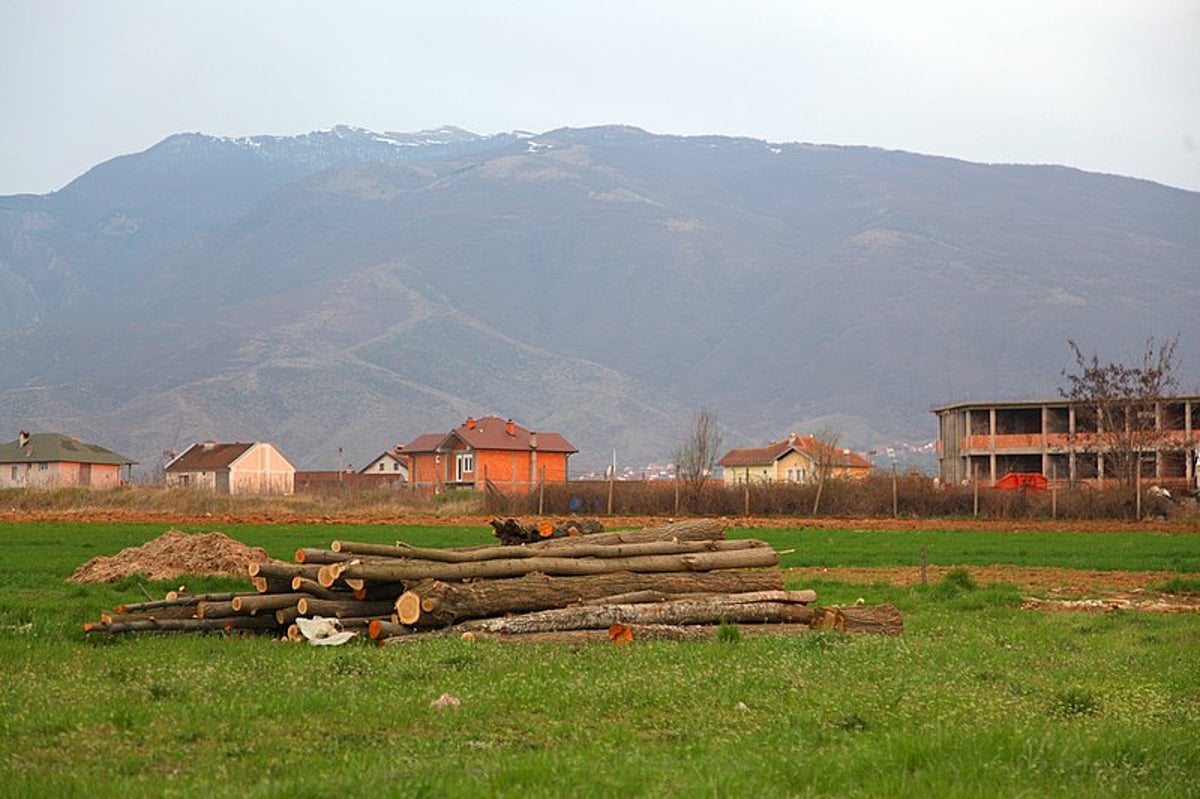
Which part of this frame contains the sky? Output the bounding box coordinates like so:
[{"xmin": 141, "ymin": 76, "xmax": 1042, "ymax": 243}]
[{"xmin": 2, "ymin": 1, "xmax": 1198, "ymax": 195}]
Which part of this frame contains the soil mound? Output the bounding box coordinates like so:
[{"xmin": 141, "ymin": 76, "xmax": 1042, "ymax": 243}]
[{"xmin": 69, "ymin": 529, "xmax": 271, "ymax": 583}]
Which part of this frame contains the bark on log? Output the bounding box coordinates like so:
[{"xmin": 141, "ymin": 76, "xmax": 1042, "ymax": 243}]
[
  {"xmin": 323, "ymin": 545, "xmax": 778, "ymax": 587},
  {"xmin": 294, "ymin": 597, "xmax": 398, "ymax": 619},
  {"xmin": 275, "ymin": 605, "xmax": 302, "ymax": 625},
  {"xmin": 101, "ymin": 606, "xmax": 198, "ymax": 624},
  {"xmin": 455, "ymin": 593, "xmax": 815, "ymax": 635},
  {"xmin": 395, "ymin": 568, "xmax": 786, "ymax": 627}
]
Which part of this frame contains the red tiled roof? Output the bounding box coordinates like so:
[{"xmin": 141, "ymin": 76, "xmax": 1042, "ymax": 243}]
[
  {"xmin": 719, "ymin": 435, "xmax": 872, "ymax": 470},
  {"xmin": 165, "ymin": 442, "xmax": 254, "ymax": 472},
  {"xmin": 402, "ymin": 416, "xmax": 577, "ymax": 454}
]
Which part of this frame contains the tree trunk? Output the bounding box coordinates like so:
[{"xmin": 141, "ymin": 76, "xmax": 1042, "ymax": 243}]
[
  {"xmin": 323, "ymin": 545, "xmax": 778, "ymax": 587},
  {"xmin": 395, "ymin": 568, "xmax": 787, "ymax": 627},
  {"xmin": 454, "ymin": 593, "xmax": 815, "ymax": 635}
]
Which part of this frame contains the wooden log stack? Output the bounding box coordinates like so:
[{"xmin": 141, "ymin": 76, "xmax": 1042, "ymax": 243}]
[{"xmin": 83, "ymin": 518, "xmax": 903, "ymax": 642}]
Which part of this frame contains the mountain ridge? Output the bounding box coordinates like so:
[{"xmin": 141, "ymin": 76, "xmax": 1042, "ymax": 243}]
[{"xmin": 1, "ymin": 125, "xmax": 1196, "ymax": 475}]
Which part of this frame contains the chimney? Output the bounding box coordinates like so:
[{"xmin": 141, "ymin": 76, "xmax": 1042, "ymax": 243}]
[
  {"xmin": 465, "ymin": 417, "xmax": 476, "ymax": 430},
  {"xmin": 506, "ymin": 419, "xmax": 516, "ymax": 436},
  {"xmin": 202, "ymin": 440, "xmax": 216, "ymax": 451},
  {"xmin": 529, "ymin": 432, "xmax": 538, "ymax": 449},
  {"xmin": 18, "ymin": 430, "xmax": 30, "ymax": 448}
]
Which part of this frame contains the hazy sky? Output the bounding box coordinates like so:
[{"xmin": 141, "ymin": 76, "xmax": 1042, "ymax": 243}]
[{"xmin": 2, "ymin": 1, "xmax": 1198, "ymax": 194}]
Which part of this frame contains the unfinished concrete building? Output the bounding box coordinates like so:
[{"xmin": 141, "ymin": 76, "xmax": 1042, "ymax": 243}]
[{"xmin": 933, "ymin": 397, "xmax": 1200, "ymax": 489}]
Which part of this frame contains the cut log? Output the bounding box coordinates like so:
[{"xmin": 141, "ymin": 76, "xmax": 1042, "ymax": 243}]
[
  {"xmin": 489, "ymin": 518, "xmax": 606, "ymax": 545},
  {"xmin": 275, "ymin": 605, "xmax": 302, "ymax": 625},
  {"xmin": 368, "ymin": 619, "xmax": 415, "ymax": 640},
  {"xmin": 294, "ymin": 548, "xmax": 361, "ymax": 565},
  {"xmin": 395, "ymin": 568, "xmax": 787, "ymax": 627},
  {"xmin": 251, "ymin": 576, "xmax": 294, "ymax": 594},
  {"xmin": 810, "ymin": 603, "xmax": 904, "ymax": 635},
  {"xmin": 248, "ymin": 561, "xmax": 323, "ymax": 582},
  {"xmin": 454, "ymin": 593, "xmax": 815, "ymax": 635},
  {"xmin": 101, "ymin": 605, "xmax": 198, "ymax": 624},
  {"xmin": 231, "ymin": 593, "xmax": 314, "ymax": 615},
  {"xmin": 290, "ymin": 576, "xmax": 351, "ymax": 601},
  {"xmin": 294, "ymin": 597, "xmax": 398, "ymax": 619},
  {"xmin": 115, "ymin": 592, "xmax": 244, "ymax": 613},
  {"xmin": 323, "ymin": 545, "xmax": 778, "ymax": 587}
]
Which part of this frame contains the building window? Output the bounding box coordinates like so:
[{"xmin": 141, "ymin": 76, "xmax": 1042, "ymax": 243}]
[
  {"xmin": 393, "ymin": 462, "xmax": 400, "ymax": 471},
  {"xmin": 378, "ymin": 463, "xmax": 385, "ymax": 471},
  {"xmin": 9, "ymin": 466, "xmax": 15, "ymax": 480},
  {"xmin": 39, "ymin": 463, "xmax": 48, "ymax": 471}
]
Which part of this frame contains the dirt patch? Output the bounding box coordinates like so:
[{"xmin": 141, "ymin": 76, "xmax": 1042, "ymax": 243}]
[
  {"xmin": 68, "ymin": 529, "xmax": 271, "ymax": 583},
  {"xmin": 787, "ymin": 564, "xmax": 1200, "ymax": 613}
]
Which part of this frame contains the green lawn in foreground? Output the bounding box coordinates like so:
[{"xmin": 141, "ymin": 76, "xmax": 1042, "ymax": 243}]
[{"xmin": 0, "ymin": 521, "xmax": 1197, "ymax": 797}]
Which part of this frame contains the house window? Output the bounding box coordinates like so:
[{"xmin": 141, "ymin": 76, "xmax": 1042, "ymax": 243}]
[
  {"xmin": 456, "ymin": 453, "xmax": 474, "ymax": 481},
  {"xmin": 378, "ymin": 463, "xmax": 385, "ymax": 471},
  {"xmin": 39, "ymin": 463, "xmax": 48, "ymax": 471},
  {"xmin": 393, "ymin": 462, "xmax": 400, "ymax": 471},
  {"xmin": 9, "ymin": 466, "xmax": 15, "ymax": 480}
]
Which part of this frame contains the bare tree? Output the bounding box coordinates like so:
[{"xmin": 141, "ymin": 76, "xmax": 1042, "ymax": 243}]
[
  {"xmin": 808, "ymin": 426, "xmax": 842, "ymax": 515},
  {"xmin": 674, "ymin": 408, "xmax": 722, "ymax": 513},
  {"xmin": 1059, "ymin": 335, "xmax": 1181, "ymax": 490}
]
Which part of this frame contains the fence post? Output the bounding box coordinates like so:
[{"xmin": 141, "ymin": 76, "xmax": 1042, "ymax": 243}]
[{"xmin": 743, "ymin": 480, "xmax": 750, "ymax": 517}]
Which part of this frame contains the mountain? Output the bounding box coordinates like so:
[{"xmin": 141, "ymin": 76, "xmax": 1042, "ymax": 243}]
[{"xmin": 1, "ymin": 125, "xmax": 1197, "ymax": 475}]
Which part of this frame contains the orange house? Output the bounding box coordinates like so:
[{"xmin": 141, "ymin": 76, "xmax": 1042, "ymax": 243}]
[{"xmin": 403, "ymin": 416, "xmax": 577, "ymax": 494}]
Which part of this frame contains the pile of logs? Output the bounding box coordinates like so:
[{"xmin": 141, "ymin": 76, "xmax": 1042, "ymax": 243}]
[{"xmin": 84, "ymin": 519, "xmax": 902, "ymax": 643}]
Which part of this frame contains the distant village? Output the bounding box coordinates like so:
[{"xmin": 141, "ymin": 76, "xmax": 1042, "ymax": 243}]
[{"xmin": 2, "ymin": 395, "xmax": 1198, "ymax": 495}]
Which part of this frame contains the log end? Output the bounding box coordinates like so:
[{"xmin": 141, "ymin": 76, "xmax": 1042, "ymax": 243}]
[{"xmin": 396, "ymin": 591, "xmax": 422, "ymax": 626}]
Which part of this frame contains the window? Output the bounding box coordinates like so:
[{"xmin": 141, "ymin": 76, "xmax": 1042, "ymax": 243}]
[
  {"xmin": 456, "ymin": 453, "xmax": 474, "ymax": 481},
  {"xmin": 39, "ymin": 463, "xmax": 48, "ymax": 471},
  {"xmin": 378, "ymin": 463, "xmax": 385, "ymax": 471},
  {"xmin": 393, "ymin": 462, "xmax": 400, "ymax": 471},
  {"xmin": 9, "ymin": 466, "xmax": 15, "ymax": 480}
]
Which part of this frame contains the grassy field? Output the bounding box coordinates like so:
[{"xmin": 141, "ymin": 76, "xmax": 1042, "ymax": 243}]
[{"xmin": 1, "ymin": 520, "xmax": 1198, "ymax": 797}]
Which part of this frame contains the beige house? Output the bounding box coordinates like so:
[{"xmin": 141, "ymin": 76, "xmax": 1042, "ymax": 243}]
[
  {"xmin": 360, "ymin": 445, "xmax": 409, "ymax": 481},
  {"xmin": 0, "ymin": 431, "xmax": 135, "ymax": 489},
  {"xmin": 718, "ymin": 434, "xmax": 873, "ymax": 486},
  {"xmin": 165, "ymin": 441, "xmax": 295, "ymax": 495}
]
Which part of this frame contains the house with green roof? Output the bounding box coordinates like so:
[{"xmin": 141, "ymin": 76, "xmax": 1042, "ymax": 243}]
[{"xmin": 0, "ymin": 431, "xmax": 136, "ymax": 489}]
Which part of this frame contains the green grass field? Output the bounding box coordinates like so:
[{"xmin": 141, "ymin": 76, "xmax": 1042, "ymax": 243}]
[{"xmin": 1, "ymin": 520, "xmax": 1198, "ymax": 798}]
